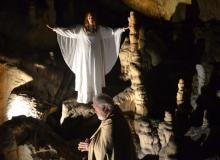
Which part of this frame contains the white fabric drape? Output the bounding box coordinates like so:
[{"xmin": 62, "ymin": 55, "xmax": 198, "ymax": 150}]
[{"xmin": 54, "ymin": 25, "xmax": 124, "ymax": 103}]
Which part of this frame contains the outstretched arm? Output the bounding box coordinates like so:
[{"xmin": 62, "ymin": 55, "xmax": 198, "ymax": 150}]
[
  {"xmin": 46, "ymin": 24, "xmax": 78, "ymax": 38},
  {"xmin": 113, "ymin": 26, "xmax": 129, "ymax": 35},
  {"xmin": 46, "ymin": 24, "xmax": 54, "ymax": 30},
  {"xmin": 100, "ymin": 26, "xmax": 129, "ymax": 39},
  {"xmin": 123, "ymin": 27, "xmax": 129, "ymax": 32}
]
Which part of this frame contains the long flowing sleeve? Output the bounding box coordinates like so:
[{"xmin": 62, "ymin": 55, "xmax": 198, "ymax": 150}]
[
  {"xmin": 53, "ymin": 26, "xmax": 80, "ymax": 38},
  {"xmin": 99, "ymin": 26, "xmax": 125, "ymax": 74},
  {"xmin": 56, "ymin": 25, "xmax": 82, "ymax": 73}
]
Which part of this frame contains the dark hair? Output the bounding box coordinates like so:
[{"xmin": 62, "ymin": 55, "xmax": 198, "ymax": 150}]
[{"xmin": 83, "ymin": 11, "xmax": 97, "ymax": 33}]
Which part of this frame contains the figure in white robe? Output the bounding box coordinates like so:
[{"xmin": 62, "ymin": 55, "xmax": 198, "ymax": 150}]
[{"xmin": 47, "ymin": 12, "xmax": 126, "ymax": 103}]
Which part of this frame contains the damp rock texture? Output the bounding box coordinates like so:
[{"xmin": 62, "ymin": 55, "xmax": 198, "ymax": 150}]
[
  {"xmin": 0, "ymin": 116, "xmax": 80, "ymax": 160},
  {"xmin": 134, "ymin": 111, "xmax": 176, "ymax": 160}
]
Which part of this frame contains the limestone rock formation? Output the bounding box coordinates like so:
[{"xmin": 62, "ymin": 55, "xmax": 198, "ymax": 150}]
[
  {"xmin": 134, "ymin": 111, "xmax": 176, "ymax": 159},
  {"xmin": 0, "ymin": 64, "xmax": 8, "ymax": 123},
  {"xmin": 60, "ymin": 97, "xmax": 94, "ymax": 124},
  {"xmin": 113, "ymin": 88, "xmax": 135, "ymax": 112},
  {"xmin": 122, "ymin": 0, "xmax": 191, "ymax": 20},
  {"xmin": 0, "ymin": 116, "xmax": 80, "ymax": 160},
  {"xmin": 158, "ymin": 112, "xmax": 176, "ymax": 160},
  {"xmin": 0, "ymin": 51, "xmax": 65, "ymax": 123},
  {"xmin": 0, "ymin": 64, "xmax": 32, "ymax": 123},
  {"xmin": 134, "ymin": 118, "xmax": 160, "ymax": 159},
  {"xmin": 6, "ymin": 93, "xmax": 57, "ymax": 121},
  {"xmin": 185, "ymin": 110, "xmax": 210, "ymax": 146},
  {"xmin": 176, "ymin": 79, "xmax": 185, "ymax": 106},
  {"xmin": 190, "ymin": 64, "xmax": 213, "ymax": 110},
  {"xmin": 114, "ymin": 11, "xmax": 148, "ymax": 116},
  {"xmin": 118, "ymin": 38, "xmax": 131, "ymax": 81}
]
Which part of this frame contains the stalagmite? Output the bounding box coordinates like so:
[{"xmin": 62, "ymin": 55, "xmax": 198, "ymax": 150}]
[
  {"xmin": 176, "ymin": 78, "xmax": 185, "ymax": 106},
  {"xmin": 115, "ymin": 11, "xmax": 148, "ymax": 116},
  {"xmin": 158, "ymin": 111, "xmax": 177, "ymax": 159},
  {"xmin": 129, "ymin": 12, "xmax": 147, "ymax": 116},
  {"xmin": 134, "ymin": 111, "xmax": 176, "ymax": 159}
]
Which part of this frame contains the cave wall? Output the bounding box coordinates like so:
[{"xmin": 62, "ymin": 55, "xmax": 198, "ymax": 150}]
[
  {"xmin": 1, "ymin": 0, "xmax": 220, "ymax": 116},
  {"xmin": 0, "ymin": 1, "xmax": 220, "ymax": 160}
]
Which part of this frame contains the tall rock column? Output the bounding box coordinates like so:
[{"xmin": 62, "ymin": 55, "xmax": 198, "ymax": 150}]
[
  {"xmin": 0, "ymin": 64, "xmax": 7, "ymax": 124},
  {"xmin": 129, "ymin": 12, "xmax": 147, "ymax": 116},
  {"xmin": 122, "ymin": 0, "xmax": 191, "ymax": 20},
  {"xmin": 176, "ymin": 78, "xmax": 185, "ymax": 107}
]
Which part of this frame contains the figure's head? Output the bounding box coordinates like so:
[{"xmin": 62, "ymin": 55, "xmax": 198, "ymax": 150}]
[
  {"xmin": 84, "ymin": 11, "xmax": 97, "ymax": 33},
  {"xmin": 87, "ymin": 12, "xmax": 95, "ymax": 25},
  {"xmin": 92, "ymin": 94, "xmax": 114, "ymax": 120}
]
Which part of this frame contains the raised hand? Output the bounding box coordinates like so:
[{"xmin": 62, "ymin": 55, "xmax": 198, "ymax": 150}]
[
  {"xmin": 123, "ymin": 27, "xmax": 129, "ymax": 32},
  {"xmin": 46, "ymin": 24, "xmax": 54, "ymax": 30}
]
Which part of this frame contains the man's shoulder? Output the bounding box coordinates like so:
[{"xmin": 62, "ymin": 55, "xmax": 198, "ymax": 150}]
[{"xmin": 101, "ymin": 118, "xmax": 113, "ymax": 127}]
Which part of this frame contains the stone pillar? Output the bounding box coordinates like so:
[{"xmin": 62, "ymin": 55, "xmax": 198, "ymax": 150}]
[
  {"xmin": 0, "ymin": 64, "xmax": 7, "ymax": 124},
  {"xmin": 176, "ymin": 78, "xmax": 185, "ymax": 106},
  {"xmin": 129, "ymin": 12, "xmax": 147, "ymax": 116}
]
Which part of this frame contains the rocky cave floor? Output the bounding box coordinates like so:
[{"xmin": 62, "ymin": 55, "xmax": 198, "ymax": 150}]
[{"xmin": 0, "ymin": 49, "xmax": 220, "ymax": 160}]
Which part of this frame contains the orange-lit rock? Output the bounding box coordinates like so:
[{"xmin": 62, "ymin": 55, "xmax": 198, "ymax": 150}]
[{"xmin": 122, "ymin": 0, "xmax": 191, "ymax": 20}]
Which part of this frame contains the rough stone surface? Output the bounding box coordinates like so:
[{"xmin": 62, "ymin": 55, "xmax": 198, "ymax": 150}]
[
  {"xmin": 122, "ymin": 0, "xmax": 191, "ymax": 20},
  {"xmin": 0, "ymin": 116, "xmax": 80, "ymax": 160},
  {"xmin": 134, "ymin": 112, "xmax": 176, "ymax": 159}
]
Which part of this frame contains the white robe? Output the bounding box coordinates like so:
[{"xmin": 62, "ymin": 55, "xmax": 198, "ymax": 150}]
[{"xmin": 53, "ymin": 25, "xmax": 124, "ymax": 103}]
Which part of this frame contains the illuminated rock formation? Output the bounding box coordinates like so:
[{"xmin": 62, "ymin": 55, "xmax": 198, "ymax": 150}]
[
  {"xmin": 115, "ymin": 11, "xmax": 148, "ymax": 116},
  {"xmin": 122, "ymin": 0, "xmax": 191, "ymax": 20},
  {"xmin": 134, "ymin": 111, "xmax": 176, "ymax": 159},
  {"xmin": 0, "ymin": 116, "xmax": 79, "ymax": 160},
  {"xmin": 176, "ymin": 78, "xmax": 185, "ymax": 106}
]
